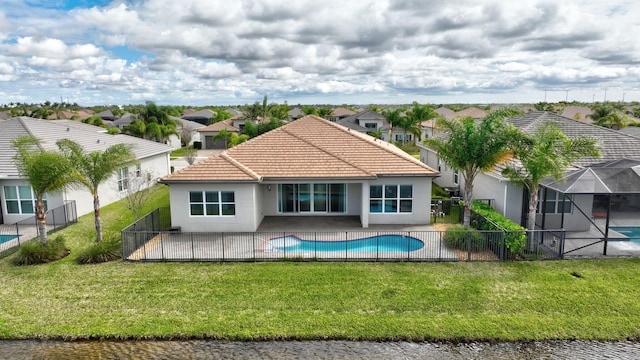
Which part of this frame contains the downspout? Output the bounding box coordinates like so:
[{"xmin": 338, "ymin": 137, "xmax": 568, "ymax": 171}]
[{"xmin": 502, "ymin": 182, "xmax": 508, "ymax": 219}]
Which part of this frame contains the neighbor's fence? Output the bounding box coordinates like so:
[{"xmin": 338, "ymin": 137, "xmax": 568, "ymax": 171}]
[
  {"xmin": 0, "ymin": 201, "xmax": 78, "ymax": 259},
  {"xmin": 121, "ymin": 208, "xmax": 564, "ymax": 262}
]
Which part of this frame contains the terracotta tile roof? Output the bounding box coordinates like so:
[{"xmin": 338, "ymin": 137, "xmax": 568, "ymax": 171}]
[
  {"xmin": 163, "ymin": 115, "xmax": 438, "ymax": 183},
  {"xmin": 455, "ymin": 107, "xmax": 487, "ymax": 119},
  {"xmin": 330, "ymin": 107, "xmax": 356, "ymax": 117}
]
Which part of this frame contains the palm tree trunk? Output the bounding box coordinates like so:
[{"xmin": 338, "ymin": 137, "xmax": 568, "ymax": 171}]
[
  {"xmin": 94, "ymin": 194, "xmax": 102, "ymax": 242},
  {"xmin": 526, "ymin": 187, "xmax": 539, "ymax": 250},
  {"xmin": 463, "ymin": 174, "xmax": 474, "ymax": 227},
  {"xmin": 36, "ymin": 198, "xmax": 48, "ymax": 246}
]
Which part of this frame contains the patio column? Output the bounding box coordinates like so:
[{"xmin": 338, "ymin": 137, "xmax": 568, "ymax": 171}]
[{"xmin": 361, "ymin": 182, "xmax": 369, "ymax": 228}]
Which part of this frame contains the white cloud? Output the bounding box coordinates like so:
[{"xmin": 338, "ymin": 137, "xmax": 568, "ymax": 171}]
[{"xmin": 0, "ymin": 0, "xmax": 639, "ymax": 105}]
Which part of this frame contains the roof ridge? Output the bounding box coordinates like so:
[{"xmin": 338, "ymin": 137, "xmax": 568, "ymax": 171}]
[
  {"xmin": 220, "ymin": 152, "xmax": 262, "ymax": 181},
  {"xmin": 280, "ymin": 116, "xmax": 376, "ymax": 176},
  {"xmin": 16, "ymin": 117, "xmax": 45, "ymax": 151},
  {"xmin": 316, "ymin": 116, "xmax": 435, "ymax": 172}
]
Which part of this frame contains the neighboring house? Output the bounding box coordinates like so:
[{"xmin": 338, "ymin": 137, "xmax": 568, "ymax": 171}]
[
  {"xmin": 181, "ymin": 109, "xmax": 216, "ymax": 126},
  {"xmin": 95, "ymin": 109, "xmax": 116, "ymax": 121},
  {"xmin": 419, "ymin": 111, "xmax": 640, "ymax": 230},
  {"xmin": 326, "ymin": 107, "xmax": 356, "ymax": 122},
  {"xmin": 336, "ymin": 110, "xmax": 409, "ymax": 142},
  {"xmin": 454, "ymin": 107, "xmax": 487, "ymax": 119},
  {"xmin": 198, "ymin": 120, "xmax": 240, "ymax": 149},
  {"xmin": 175, "ymin": 118, "xmax": 205, "ymax": 147},
  {"xmin": 434, "ymin": 107, "xmax": 455, "ymax": 119},
  {"xmin": 113, "ymin": 112, "xmax": 138, "ymax": 130},
  {"xmin": 336, "ymin": 110, "xmax": 382, "ymax": 134},
  {"xmin": 161, "ymin": 115, "xmax": 439, "ymax": 232},
  {"xmin": 287, "ymin": 107, "xmax": 304, "ymax": 121},
  {"xmin": 0, "ymin": 117, "xmax": 173, "ymax": 224},
  {"xmin": 231, "ymin": 115, "xmax": 270, "ymax": 132}
]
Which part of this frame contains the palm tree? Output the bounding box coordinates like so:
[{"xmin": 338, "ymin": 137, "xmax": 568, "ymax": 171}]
[
  {"xmin": 382, "ymin": 108, "xmax": 403, "ymax": 143},
  {"xmin": 593, "ymin": 113, "xmax": 628, "ymax": 129},
  {"xmin": 11, "ymin": 136, "xmax": 76, "ymax": 245},
  {"xmin": 502, "ymin": 122, "xmax": 600, "ymax": 239},
  {"xmin": 405, "ymin": 102, "xmax": 437, "ymax": 144},
  {"xmin": 212, "ymin": 129, "xmax": 248, "ymax": 148},
  {"xmin": 57, "ymin": 139, "xmax": 137, "ymax": 242},
  {"xmin": 424, "ymin": 109, "xmax": 522, "ymax": 227},
  {"xmin": 587, "ymin": 105, "xmax": 614, "ymax": 123}
]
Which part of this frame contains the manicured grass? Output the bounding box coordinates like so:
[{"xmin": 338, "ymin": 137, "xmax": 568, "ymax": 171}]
[{"xmin": 1, "ymin": 186, "xmax": 639, "ymax": 341}]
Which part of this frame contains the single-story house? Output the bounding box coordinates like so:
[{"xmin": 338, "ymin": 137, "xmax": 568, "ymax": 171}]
[
  {"xmin": 0, "ymin": 117, "xmax": 173, "ymax": 225},
  {"xmin": 419, "ymin": 111, "xmax": 640, "ymax": 232},
  {"xmin": 198, "ymin": 120, "xmax": 240, "ymax": 149},
  {"xmin": 161, "ymin": 115, "xmax": 439, "ymax": 232}
]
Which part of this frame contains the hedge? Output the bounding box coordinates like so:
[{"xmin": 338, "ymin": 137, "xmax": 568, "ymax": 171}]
[{"xmin": 470, "ymin": 201, "xmax": 526, "ymax": 254}]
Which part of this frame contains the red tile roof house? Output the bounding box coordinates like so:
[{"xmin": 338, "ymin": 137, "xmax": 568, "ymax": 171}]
[{"xmin": 161, "ymin": 115, "xmax": 439, "ymax": 232}]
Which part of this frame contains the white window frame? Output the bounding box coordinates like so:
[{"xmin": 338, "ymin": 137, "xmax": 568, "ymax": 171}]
[
  {"xmin": 453, "ymin": 169, "xmax": 459, "ymax": 185},
  {"xmin": 3, "ymin": 185, "xmax": 46, "ymax": 214},
  {"xmin": 537, "ymin": 189, "xmax": 572, "ymax": 214},
  {"xmin": 117, "ymin": 167, "xmax": 129, "ymax": 191},
  {"xmin": 189, "ymin": 191, "xmax": 236, "ymax": 216},
  {"xmin": 369, "ymin": 184, "xmax": 413, "ymax": 213}
]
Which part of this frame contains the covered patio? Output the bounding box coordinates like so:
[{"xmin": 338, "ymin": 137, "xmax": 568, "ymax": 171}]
[{"xmin": 540, "ymin": 159, "xmax": 640, "ymax": 257}]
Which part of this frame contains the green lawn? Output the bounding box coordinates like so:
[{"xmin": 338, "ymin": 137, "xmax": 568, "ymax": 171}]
[{"xmin": 1, "ymin": 186, "xmax": 639, "ymax": 341}]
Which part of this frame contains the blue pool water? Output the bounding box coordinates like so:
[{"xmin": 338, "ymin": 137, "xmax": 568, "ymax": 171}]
[
  {"xmin": 610, "ymin": 226, "xmax": 640, "ymax": 244},
  {"xmin": 0, "ymin": 234, "xmax": 18, "ymax": 245},
  {"xmin": 267, "ymin": 235, "xmax": 424, "ymax": 252}
]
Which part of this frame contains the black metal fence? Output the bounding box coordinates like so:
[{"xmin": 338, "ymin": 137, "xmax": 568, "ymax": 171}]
[
  {"xmin": 121, "ymin": 207, "xmax": 564, "ymax": 262},
  {"xmin": 0, "ymin": 201, "xmax": 77, "ymax": 259}
]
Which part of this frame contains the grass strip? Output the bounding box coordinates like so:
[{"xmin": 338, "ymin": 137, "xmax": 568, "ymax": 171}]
[{"xmin": 0, "ymin": 186, "xmax": 639, "ymax": 341}]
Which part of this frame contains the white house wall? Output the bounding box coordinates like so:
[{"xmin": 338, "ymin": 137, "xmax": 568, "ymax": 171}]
[
  {"xmin": 0, "ymin": 153, "xmax": 170, "ymax": 225},
  {"xmin": 367, "ymin": 177, "xmax": 431, "ymax": 225},
  {"xmin": 420, "ymin": 148, "xmax": 458, "ymax": 189},
  {"xmin": 0, "ymin": 179, "xmax": 67, "ymax": 224},
  {"xmin": 169, "ymin": 183, "xmax": 260, "ymax": 232}
]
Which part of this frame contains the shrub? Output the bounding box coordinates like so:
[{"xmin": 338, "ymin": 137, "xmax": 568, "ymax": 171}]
[
  {"xmin": 471, "ymin": 201, "xmax": 526, "ymax": 254},
  {"xmin": 13, "ymin": 235, "xmax": 69, "ymax": 265},
  {"xmin": 76, "ymin": 234, "xmax": 121, "ymax": 264},
  {"xmin": 442, "ymin": 225, "xmax": 486, "ymax": 252}
]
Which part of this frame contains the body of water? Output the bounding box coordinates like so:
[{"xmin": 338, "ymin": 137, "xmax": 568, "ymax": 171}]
[
  {"xmin": 1, "ymin": 340, "xmax": 639, "ymax": 359},
  {"xmin": 267, "ymin": 234, "xmax": 424, "ymax": 252}
]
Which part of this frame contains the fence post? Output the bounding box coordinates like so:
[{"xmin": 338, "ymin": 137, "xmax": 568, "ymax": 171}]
[
  {"xmin": 467, "ymin": 232, "xmax": 472, "ymax": 262},
  {"xmin": 345, "ymin": 231, "xmax": 348, "ymax": 261},
  {"xmin": 222, "ymin": 233, "xmax": 226, "ymax": 261},
  {"xmin": 191, "ymin": 232, "xmax": 195, "ymax": 261}
]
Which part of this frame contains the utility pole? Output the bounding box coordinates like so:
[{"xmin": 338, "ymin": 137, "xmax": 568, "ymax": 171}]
[
  {"xmin": 544, "ymin": 90, "xmax": 548, "ymax": 102},
  {"xmin": 604, "ymin": 89, "xmax": 608, "ymax": 102},
  {"xmin": 564, "ymin": 90, "xmax": 569, "ymax": 102}
]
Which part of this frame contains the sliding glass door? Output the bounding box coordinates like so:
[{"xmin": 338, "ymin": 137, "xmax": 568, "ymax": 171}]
[{"xmin": 277, "ymin": 183, "xmax": 346, "ymax": 213}]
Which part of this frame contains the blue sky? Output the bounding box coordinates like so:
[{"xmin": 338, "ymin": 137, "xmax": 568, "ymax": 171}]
[{"xmin": 1, "ymin": 0, "xmax": 639, "ymax": 106}]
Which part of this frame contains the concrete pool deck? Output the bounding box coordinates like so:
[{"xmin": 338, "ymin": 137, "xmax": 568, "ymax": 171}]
[{"xmin": 125, "ymin": 217, "xmax": 466, "ymax": 261}]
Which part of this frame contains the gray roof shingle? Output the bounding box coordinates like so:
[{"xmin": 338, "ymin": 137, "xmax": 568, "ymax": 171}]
[{"xmin": 0, "ymin": 117, "xmax": 172, "ymax": 177}]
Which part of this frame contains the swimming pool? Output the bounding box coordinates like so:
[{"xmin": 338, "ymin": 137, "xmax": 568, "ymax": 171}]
[
  {"xmin": 610, "ymin": 226, "xmax": 640, "ymax": 244},
  {"xmin": 0, "ymin": 234, "xmax": 18, "ymax": 245},
  {"xmin": 267, "ymin": 234, "xmax": 424, "ymax": 253}
]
